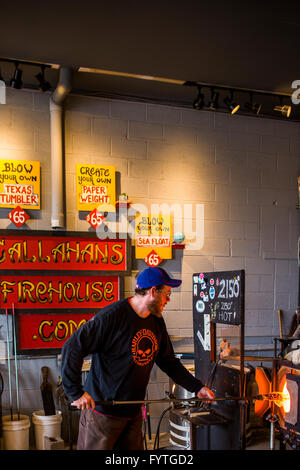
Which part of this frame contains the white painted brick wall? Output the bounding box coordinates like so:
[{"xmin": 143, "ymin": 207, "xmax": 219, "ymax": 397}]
[{"xmin": 0, "ymin": 89, "xmax": 299, "ymax": 435}]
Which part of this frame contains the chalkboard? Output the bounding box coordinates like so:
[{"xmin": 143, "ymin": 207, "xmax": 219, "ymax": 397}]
[{"xmin": 193, "ymin": 270, "xmax": 245, "ymax": 326}]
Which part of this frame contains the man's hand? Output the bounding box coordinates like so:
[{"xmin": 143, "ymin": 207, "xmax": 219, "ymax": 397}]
[
  {"xmin": 197, "ymin": 386, "xmax": 215, "ymax": 401},
  {"xmin": 71, "ymin": 392, "xmax": 95, "ymax": 410}
]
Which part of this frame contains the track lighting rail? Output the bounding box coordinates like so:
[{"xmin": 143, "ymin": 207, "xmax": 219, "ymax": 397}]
[{"xmin": 0, "ymin": 57, "xmax": 297, "ymax": 119}]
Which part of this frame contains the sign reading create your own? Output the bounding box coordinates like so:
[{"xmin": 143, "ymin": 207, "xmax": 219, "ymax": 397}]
[
  {"xmin": 76, "ymin": 164, "xmax": 116, "ymax": 212},
  {"xmin": 135, "ymin": 214, "xmax": 172, "ymax": 266},
  {"xmin": 0, "ymin": 160, "xmax": 40, "ymax": 210}
]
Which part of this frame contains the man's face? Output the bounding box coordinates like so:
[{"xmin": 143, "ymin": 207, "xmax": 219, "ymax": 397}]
[{"xmin": 147, "ymin": 286, "xmax": 172, "ymax": 318}]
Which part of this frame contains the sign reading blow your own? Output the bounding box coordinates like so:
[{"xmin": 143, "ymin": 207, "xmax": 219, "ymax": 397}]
[{"xmin": 0, "ymin": 160, "xmax": 40, "ymax": 210}]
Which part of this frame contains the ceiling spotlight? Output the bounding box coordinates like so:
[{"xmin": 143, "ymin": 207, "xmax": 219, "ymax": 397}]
[
  {"xmin": 245, "ymin": 101, "xmax": 262, "ymax": 115},
  {"xmin": 245, "ymin": 93, "xmax": 262, "ymax": 115},
  {"xmin": 10, "ymin": 63, "xmax": 23, "ymax": 89},
  {"xmin": 208, "ymin": 88, "xmax": 219, "ymax": 110},
  {"xmin": 193, "ymin": 86, "xmax": 205, "ymax": 110},
  {"xmin": 224, "ymin": 90, "xmax": 240, "ymax": 115},
  {"xmin": 35, "ymin": 65, "xmax": 51, "ymax": 92},
  {"xmin": 274, "ymin": 104, "xmax": 291, "ymax": 118}
]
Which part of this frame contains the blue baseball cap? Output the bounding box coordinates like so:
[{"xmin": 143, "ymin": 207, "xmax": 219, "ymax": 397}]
[{"xmin": 136, "ymin": 267, "xmax": 182, "ymax": 289}]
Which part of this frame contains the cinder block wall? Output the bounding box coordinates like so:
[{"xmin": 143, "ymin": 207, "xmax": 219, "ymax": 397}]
[{"xmin": 0, "ymin": 88, "xmax": 299, "ymax": 441}]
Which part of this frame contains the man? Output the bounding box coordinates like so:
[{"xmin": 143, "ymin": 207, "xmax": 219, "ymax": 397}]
[{"xmin": 61, "ymin": 267, "xmax": 214, "ymax": 450}]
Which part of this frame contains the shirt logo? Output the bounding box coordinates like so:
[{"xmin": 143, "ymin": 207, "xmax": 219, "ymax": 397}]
[{"xmin": 131, "ymin": 329, "xmax": 158, "ymax": 366}]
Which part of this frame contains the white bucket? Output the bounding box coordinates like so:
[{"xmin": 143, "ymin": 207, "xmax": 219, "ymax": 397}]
[
  {"xmin": 32, "ymin": 410, "xmax": 62, "ymax": 450},
  {"xmin": 2, "ymin": 414, "xmax": 31, "ymax": 450}
]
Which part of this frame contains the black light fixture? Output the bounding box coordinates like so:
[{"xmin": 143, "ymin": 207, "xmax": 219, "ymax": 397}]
[
  {"xmin": 10, "ymin": 63, "xmax": 23, "ymax": 89},
  {"xmin": 274, "ymin": 104, "xmax": 291, "ymax": 117},
  {"xmin": 35, "ymin": 65, "xmax": 51, "ymax": 92},
  {"xmin": 245, "ymin": 92, "xmax": 262, "ymax": 115},
  {"xmin": 224, "ymin": 90, "xmax": 240, "ymax": 115},
  {"xmin": 274, "ymin": 98, "xmax": 291, "ymax": 118},
  {"xmin": 193, "ymin": 86, "xmax": 205, "ymax": 110},
  {"xmin": 208, "ymin": 88, "xmax": 219, "ymax": 110}
]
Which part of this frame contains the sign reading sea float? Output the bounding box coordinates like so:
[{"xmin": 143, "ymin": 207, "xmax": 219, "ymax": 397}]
[{"xmin": 135, "ymin": 213, "xmax": 172, "ymax": 266}]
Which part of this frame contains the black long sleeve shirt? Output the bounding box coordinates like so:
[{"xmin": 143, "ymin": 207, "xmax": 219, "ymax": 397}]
[{"xmin": 61, "ymin": 298, "xmax": 203, "ymax": 417}]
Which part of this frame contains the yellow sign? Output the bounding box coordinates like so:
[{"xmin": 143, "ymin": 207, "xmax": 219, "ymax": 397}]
[
  {"xmin": 76, "ymin": 164, "xmax": 116, "ymax": 212},
  {"xmin": 0, "ymin": 160, "xmax": 40, "ymax": 210},
  {"xmin": 135, "ymin": 214, "xmax": 172, "ymax": 263}
]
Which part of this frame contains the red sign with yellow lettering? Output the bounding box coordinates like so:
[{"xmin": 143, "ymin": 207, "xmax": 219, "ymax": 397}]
[
  {"xmin": 0, "ymin": 231, "xmax": 128, "ymax": 354},
  {"xmin": 17, "ymin": 312, "xmax": 96, "ymax": 352},
  {"xmin": 0, "ymin": 275, "xmax": 119, "ymax": 309},
  {"xmin": 0, "ymin": 233, "xmax": 127, "ymax": 271}
]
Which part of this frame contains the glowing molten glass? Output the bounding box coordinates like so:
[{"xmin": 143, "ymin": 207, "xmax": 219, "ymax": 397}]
[
  {"xmin": 282, "ymin": 382, "xmax": 290, "ymax": 413},
  {"xmin": 273, "ymin": 382, "xmax": 291, "ymax": 412}
]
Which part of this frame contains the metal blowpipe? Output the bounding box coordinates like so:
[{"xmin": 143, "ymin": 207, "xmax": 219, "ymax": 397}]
[
  {"xmin": 5, "ymin": 309, "xmax": 13, "ymax": 420},
  {"xmin": 70, "ymin": 392, "xmax": 286, "ymax": 409},
  {"xmin": 12, "ymin": 303, "xmax": 20, "ymax": 420}
]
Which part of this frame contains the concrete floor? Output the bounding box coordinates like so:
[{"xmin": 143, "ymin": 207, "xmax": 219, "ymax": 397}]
[
  {"xmin": 245, "ymin": 426, "xmax": 279, "ymax": 450},
  {"xmin": 145, "ymin": 427, "xmax": 281, "ymax": 451}
]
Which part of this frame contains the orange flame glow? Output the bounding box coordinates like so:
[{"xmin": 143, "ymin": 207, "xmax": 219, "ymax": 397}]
[
  {"xmin": 273, "ymin": 382, "xmax": 291, "ymax": 412},
  {"xmin": 282, "ymin": 381, "xmax": 290, "ymax": 413},
  {"xmin": 254, "ymin": 367, "xmax": 292, "ymax": 418}
]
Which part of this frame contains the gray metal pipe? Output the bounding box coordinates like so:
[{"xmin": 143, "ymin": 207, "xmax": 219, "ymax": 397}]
[
  {"xmin": 50, "ymin": 66, "xmax": 73, "ymax": 229},
  {"xmin": 270, "ymin": 420, "xmax": 275, "ymax": 450},
  {"xmin": 51, "ymin": 66, "xmax": 73, "ymax": 105}
]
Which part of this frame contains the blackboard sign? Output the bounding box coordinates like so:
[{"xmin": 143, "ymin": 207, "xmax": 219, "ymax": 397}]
[{"xmin": 193, "ymin": 270, "xmax": 245, "ymax": 326}]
